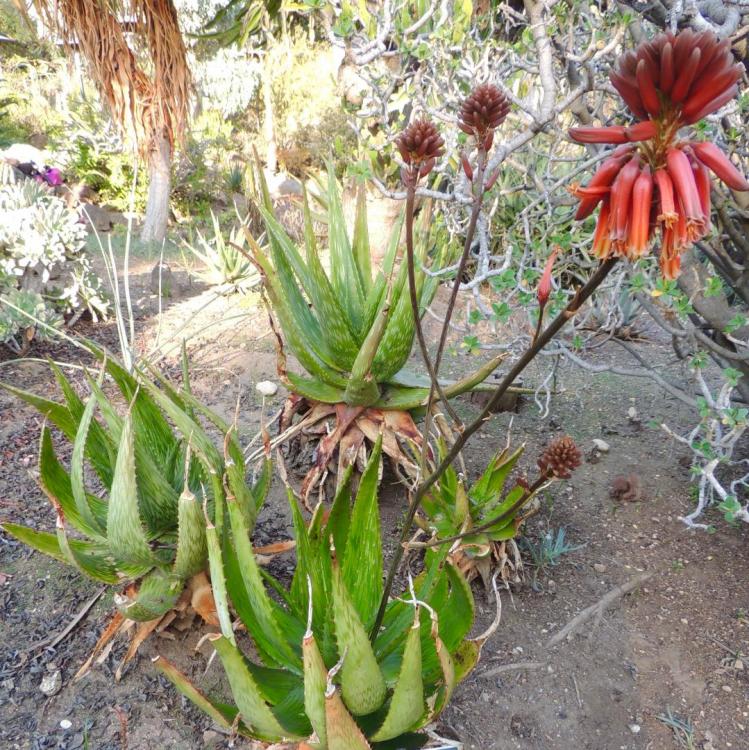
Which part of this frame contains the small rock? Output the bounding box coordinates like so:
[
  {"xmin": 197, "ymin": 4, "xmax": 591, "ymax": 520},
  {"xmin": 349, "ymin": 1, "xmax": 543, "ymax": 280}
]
[
  {"xmin": 627, "ymin": 406, "xmax": 639, "ymax": 422},
  {"xmin": 60, "ymin": 719, "xmax": 72, "ymax": 730},
  {"xmin": 202, "ymin": 729, "xmax": 222, "ymax": 747},
  {"xmin": 256, "ymin": 380, "xmax": 278, "ymax": 397},
  {"xmin": 40, "ymin": 670, "xmax": 62, "ymax": 697},
  {"xmin": 592, "ymin": 438, "xmax": 610, "ymax": 453},
  {"xmin": 628, "ymin": 724, "xmax": 641, "ymax": 734},
  {"xmin": 722, "ymin": 684, "xmax": 732, "ymax": 693},
  {"xmin": 734, "ymin": 659, "xmax": 744, "ymax": 671},
  {"xmin": 150, "ymin": 262, "xmax": 174, "ymax": 297},
  {"xmin": 593, "ymin": 563, "xmax": 606, "ymax": 573},
  {"xmin": 512, "ymin": 646, "xmax": 524, "ymax": 655}
]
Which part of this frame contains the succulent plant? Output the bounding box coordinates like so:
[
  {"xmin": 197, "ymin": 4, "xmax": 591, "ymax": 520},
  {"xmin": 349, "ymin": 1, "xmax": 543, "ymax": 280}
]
[
  {"xmin": 1, "ymin": 346, "xmax": 269, "ymax": 622},
  {"xmin": 156, "ymin": 438, "xmax": 482, "ymax": 747},
  {"xmin": 417, "ymin": 442, "xmax": 538, "ymax": 586},
  {"xmin": 247, "ymin": 165, "xmax": 503, "ymax": 499}
]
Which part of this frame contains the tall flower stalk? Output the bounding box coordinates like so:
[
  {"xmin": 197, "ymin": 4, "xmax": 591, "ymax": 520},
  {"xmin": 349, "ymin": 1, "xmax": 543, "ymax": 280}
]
[
  {"xmin": 569, "ymin": 31, "xmax": 748, "ymax": 278},
  {"xmin": 373, "ymin": 83, "xmax": 619, "ymax": 638}
]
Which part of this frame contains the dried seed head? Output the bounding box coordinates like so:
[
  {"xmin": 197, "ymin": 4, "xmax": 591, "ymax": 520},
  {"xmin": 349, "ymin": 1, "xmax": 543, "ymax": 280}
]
[
  {"xmin": 396, "ymin": 119, "xmax": 445, "ymax": 167},
  {"xmin": 459, "ymin": 83, "xmax": 510, "ymax": 139},
  {"xmin": 537, "ymin": 436, "xmax": 582, "ymax": 480}
]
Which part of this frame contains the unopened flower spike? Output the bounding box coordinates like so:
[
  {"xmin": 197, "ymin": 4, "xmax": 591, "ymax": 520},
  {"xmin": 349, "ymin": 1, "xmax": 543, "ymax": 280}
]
[
  {"xmin": 568, "ymin": 31, "xmax": 749, "ymax": 279},
  {"xmin": 537, "ymin": 436, "xmax": 582, "ymax": 480},
  {"xmin": 459, "ymin": 83, "xmax": 510, "ymax": 151},
  {"xmin": 396, "ymin": 118, "xmax": 444, "ymax": 187}
]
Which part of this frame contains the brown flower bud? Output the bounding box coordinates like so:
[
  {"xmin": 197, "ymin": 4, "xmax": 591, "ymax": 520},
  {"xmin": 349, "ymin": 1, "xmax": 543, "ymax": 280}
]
[
  {"xmin": 459, "ymin": 83, "xmax": 510, "ymax": 139},
  {"xmin": 537, "ymin": 436, "xmax": 582, "ymax": 479},
  {"xmin": 395, "ymin": 119, "xmax": 445, "ymax": 168}
]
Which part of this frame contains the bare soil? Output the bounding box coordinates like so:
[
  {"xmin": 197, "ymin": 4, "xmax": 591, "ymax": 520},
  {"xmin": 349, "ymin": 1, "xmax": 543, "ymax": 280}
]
[{"xmin": 1, "ymin": 264, "xmax": 747, "ymax": 750}]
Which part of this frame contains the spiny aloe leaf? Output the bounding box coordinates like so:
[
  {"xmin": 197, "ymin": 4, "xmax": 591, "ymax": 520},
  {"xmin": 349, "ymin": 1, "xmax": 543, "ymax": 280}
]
[
  {"xmin": 117, "ymin": 569, "xmax": 182, "ymax": 622},
  {"xmin": 152, "ymin": 656, "xmax": 239, "ymax": 732},
  {"xmin": 70, "ymin": 391, "xmax": 107, "ymax": 538},
  {"xmin": 326, "ymin": 464, "xmax": 354, "ymax": 565},
  {"xmin": 332, "ymin": 559, "xmax": 386, "ymax": 715},
  {"xmin": 289, "ymin": 492, "xmax": 326, "ymax": 632},
  {"xmin": 48, "ymin": 361, "xmax": 115, "ymax": 483},
  {"xmin": 471, "ymin": 445, "xmax": 525, "ymax": 508},
  {"xmin": 206, "ymin": 519, "xmax": 235, "ymax": 644},
  {"xmin": 209, "ymin": 635, "xmax": 297, "ymax": 742},
  {"xmin": 38, "ymin": 426, "xmax": 107, "ymax": 537},
  {"xmin": 325, "ymin": 686, "xmax": 372, "ymax": 750},
  {"xmin": 352, "ymin": 184, "xmax": 372, "ymax": 297},
  {"xmin": 172, "ymin": 483, "xmax": 207, "ymax": 580},
  {"xmin": 284, "ymin": 371, "xmax": 347, "ymax": 404},
  {"xmin": 226, "ymin": 495, "xmax": 301, "ymax": 670},
  {"xmin": 303, "ymin": 630, "xmax": 328, "ymax": 747},
  {"xmin": 342, "ymin": 436, "xmax": 383, "ymax": 627},
  {"xmin": 375, "ymin": 352, "xmax": 508, "ymax": 410},
  {"xmin": 107, "ymin": 413, "xmax": 158, "ymax": 570},
  {"xmin": 326, "ymin": 164, "xmax": 365, "ymax": 332},
  {"xmin": 371, "ymin": 608, "xmax": 425, "ymax": 742},
  {"xmin": 261, "ymin": 201, "xmax": 360, "ymax": 365},
  {"xmin": 1, "ymin": 523, "xmax": 116, "ymax": 579}
]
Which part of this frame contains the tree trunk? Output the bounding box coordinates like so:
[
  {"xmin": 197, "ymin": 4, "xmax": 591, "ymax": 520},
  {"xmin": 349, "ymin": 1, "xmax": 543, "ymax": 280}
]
[{"xmin": 141, "ymin": 133, "xmax": 171, "ymax": 244}]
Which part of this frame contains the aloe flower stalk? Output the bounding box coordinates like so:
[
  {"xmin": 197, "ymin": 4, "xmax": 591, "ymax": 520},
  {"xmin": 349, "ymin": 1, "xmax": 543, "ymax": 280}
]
[{"xmin": 569, "ymin": 31, "xmax": 749, "ymax": 279}]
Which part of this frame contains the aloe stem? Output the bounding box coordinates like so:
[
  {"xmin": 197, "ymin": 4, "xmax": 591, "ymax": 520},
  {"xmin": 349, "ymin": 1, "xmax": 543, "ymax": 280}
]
[
  {"xmin": 371, "ymin": 256, "xmax": 619, "ymax": 640},
  {"xmin": 404, "ymin": 187, "xmax": 462, "ymax": 426}
]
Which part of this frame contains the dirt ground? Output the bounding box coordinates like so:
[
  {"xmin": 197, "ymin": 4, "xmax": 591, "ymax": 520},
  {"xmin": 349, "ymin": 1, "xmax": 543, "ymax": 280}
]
[{"xmin": 1, "ymin": 260, "xmax": 747, "ymax": 750}]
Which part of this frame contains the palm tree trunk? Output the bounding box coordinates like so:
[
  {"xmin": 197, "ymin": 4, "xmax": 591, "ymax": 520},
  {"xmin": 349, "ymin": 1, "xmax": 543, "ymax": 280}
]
[{"xmin": 141, "ymin": 133, "xmax": 171, "ymax": 243}]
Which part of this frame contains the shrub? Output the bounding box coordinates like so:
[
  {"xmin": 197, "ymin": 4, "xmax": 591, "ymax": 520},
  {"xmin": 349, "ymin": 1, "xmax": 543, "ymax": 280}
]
[{"xmin": 0, "ymin": 179, "xmax": 108, "ymax": 353}]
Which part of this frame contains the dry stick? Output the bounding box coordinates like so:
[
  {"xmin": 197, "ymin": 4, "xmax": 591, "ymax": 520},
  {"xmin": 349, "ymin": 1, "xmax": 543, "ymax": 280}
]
[
  {"xmin": 546, "ymin": 571, "xmax": 652, "ymax": 648},
  {"xmin": 370, "ymin": 256, "xmax": 619, "ymax": 640},
  {"xmin": 28, "ymin": 587, "xmax": 105, "ymax": 652}
]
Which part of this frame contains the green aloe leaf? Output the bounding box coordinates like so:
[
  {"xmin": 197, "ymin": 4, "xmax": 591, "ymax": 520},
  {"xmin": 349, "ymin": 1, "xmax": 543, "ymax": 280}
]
[
  {"xmin": 325, "ymin": 686, "xmax": 372, "ymax": 750},
  {"xmin": 2, "ymin": 523, "xmax": 118, "ymax": 582},
  {"xmin": 326, "ymin": 165, "xmax": 365, "ymax": 331},
  {"xmin": 284, "ymin": 372, "xmax": 347, "ymax": 404},
  {"xmin": 342, "ymin": 436, "xmax": 383, "ymax": 627},
  {"xmin": 117, "ymin": 569, "xmax": 183, "ymax": 621},
  {"xmin": 209, "ymin": 635, "xmax": 297, "ymax": 742},
  {"xmin": 352, "ymin": 184, "xmax": 372, "ymax": 296},
  {"xmin": 206, "ymin": 517, "xmax": 235, "ymax": 644},
  {"xmin": 303, "ymin": 630, "xmax": 328, "ymax": 747},
  {"xmin": 261, "ymin": 200, "xmax": 360, "ymax": 365},
  {"xmin": 172, "ymin": 482, "xmax": 208, "ymax": 580},
  {"xmin": 38, "ymin": 426, "xmax": 107, "ymax": 537},
  {"xmin": 470, "ymin": 445, "xmax": 524, "ymax": 507},
  {"xmin": 371, "ymin": 609, "xmax": 425, "ymax": 742},
  {"xmin": 332, "ymin": 559, "xmax": 386, "ymax": 715},
  {"xmin": 153, "ymin": 656, "xmax": 239, "ymax": 731},
  {"xmin": 70, "ymin": 391, "xmax": 107, "ymax": 539},
  {"xmin": 226, "ymin": 495, "xmax": 301, "ymax": 670},
  {"xmin": 107, "ymin": 413, "xmax": 158, "ymax": 570},
  {"xmin": 326, "ymin": 464, "xmax": 354, "ymax": 564}
]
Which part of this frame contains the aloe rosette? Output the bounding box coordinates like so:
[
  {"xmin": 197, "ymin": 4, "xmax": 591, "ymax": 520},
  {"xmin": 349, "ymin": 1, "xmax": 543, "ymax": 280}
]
[
  {"xmin": 156, "ymin": 438, "xmax": 482, "ymax": 747},
  {"xmin": 419, "ymin": 443, "xmax": 539, "ymax": 586},
  {"xmin": 1, "ymin": 347, "xmax": 269, "ymax": 622},
  {"xmin": 248, "ymin": 166, "xmax": 502, "ymax": 498}
]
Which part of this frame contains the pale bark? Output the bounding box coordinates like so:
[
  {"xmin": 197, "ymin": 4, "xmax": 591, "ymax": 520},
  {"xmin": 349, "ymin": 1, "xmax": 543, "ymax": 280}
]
[{"xmin": 140, "ymin": 133, "xmax": 171, "ymax": 244}]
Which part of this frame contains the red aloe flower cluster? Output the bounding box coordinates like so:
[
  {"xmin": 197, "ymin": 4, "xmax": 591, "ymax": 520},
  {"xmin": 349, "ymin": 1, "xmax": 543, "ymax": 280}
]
[
  {"xmin": 459, "ymin": 83, "xmax": 510, "ymax": 151},
  {"xmin": 569, "ymin": 31, "xmax": 749, "ymax": 279}
]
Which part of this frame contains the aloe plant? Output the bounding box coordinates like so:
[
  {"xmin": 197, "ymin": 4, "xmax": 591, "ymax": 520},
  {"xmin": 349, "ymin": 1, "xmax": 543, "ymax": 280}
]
[
  {"xmin": 156, "ymin": 438, "xmax": 482, "ymax": 747},
  {"xmin": 248, "ymin": 166, "xmax": 503, "ymax": 499},
  {"xmin": 418, "ymin": 443, "xmax": 540, "ymax": 586},
  {"xmin": 0, "ymin": 346, "xmax": 269, "ymax": 621},
  {"xmin": 250, "ymin": 167, "xmax": 499, "ymax": 411}
]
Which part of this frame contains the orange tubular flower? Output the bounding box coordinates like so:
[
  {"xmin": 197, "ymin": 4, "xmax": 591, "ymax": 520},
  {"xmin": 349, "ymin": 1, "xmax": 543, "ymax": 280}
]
[{"xmin": 569, "ymin": 31, "xmax": 748, "ymax": 279}]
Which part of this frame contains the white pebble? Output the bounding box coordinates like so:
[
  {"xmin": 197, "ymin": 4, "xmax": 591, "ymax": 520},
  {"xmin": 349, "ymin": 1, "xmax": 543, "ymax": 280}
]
[
  {"xmin": 629, "ymin": 724, "xmax": 641, "ymax": 734},
  {"xmin": 60, "ymin": 719, "xmax": 72, "ymax": 730},
  {"xmin": 256, "ymin": 380, "xmax": 278, "ymax": 397},
  {"xmin": 592, "ymin": 439, "xmax": 610, "ymax": 453}
]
